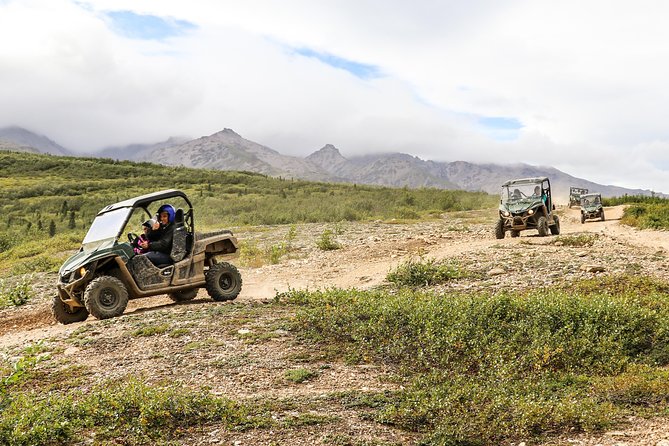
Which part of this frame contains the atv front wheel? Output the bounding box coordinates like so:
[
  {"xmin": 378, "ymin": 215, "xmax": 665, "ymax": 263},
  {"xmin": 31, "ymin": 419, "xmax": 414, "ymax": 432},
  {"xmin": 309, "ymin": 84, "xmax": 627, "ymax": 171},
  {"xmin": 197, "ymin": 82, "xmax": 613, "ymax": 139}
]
[
  {"xmin": 495, "ymin": 219, "xmax": 505, "ymax": 239},
  {"xmin": 601, "ymin": 210, "xmax": 605, "ymax": 221},
  {"xmin": 537, "ymin": 216, "xmax": 549, "ymax": 236},
  {"xmin": 84, "ymin": 276, "xmax": 129, "ymax": 320},
  {"xmin": 168, "ymin": 289, "xmax": 198, "ymax": 302},
  {"xmin": 550, "ymin": 215, "xmax": 560, "ymax": 235},
  {"xmin": 510, "ymin": 230, "xmax": 520, "ymax": 238},
  {"xmin": 51, "ymin": 295, "xmax": 89, "ymax": 324},
  {"xmin": 206, "ymin": 262, "xmax": 242, "ymax": 302}
]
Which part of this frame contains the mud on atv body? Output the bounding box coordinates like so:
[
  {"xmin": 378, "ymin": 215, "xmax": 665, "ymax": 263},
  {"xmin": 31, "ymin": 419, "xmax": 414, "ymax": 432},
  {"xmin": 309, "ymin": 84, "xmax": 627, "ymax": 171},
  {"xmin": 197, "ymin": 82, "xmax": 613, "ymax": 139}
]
[
  {"xmin": 495, "ymin": 177, "xmax": 560, "ymax": 239},
  {"xmin": 53, "ymin": 189, "xmax": 242, "ymax": 324}
]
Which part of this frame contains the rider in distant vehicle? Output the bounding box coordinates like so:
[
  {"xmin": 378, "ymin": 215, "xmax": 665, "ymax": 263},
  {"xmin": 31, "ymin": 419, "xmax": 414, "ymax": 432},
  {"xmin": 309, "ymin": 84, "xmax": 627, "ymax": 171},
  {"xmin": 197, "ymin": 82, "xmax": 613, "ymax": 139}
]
[{"xmin": 140, "ymin": 204, "xmax": 176, "ymax": 266}]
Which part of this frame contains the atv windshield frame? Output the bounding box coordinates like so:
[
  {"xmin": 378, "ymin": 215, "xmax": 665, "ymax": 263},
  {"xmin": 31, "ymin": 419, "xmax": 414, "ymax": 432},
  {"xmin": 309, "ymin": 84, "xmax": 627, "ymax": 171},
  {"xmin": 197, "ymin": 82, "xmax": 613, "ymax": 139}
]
[
  {"xmin": 82, "ymin": 207, "xmax": 133, "ymax": 252},
  {"xmin": 580, "ymin": 193, "xmax": 602, "ymax": 208},
  {"xmin": 501, "ymin": 182, "xmax": 544, "ymax": 205}
]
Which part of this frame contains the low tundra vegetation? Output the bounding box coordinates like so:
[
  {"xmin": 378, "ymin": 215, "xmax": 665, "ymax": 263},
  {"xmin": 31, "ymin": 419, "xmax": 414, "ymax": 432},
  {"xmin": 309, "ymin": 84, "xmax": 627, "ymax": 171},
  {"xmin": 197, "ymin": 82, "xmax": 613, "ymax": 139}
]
[
  {"xmin": 386, "ymin": 257, "xmax": 467, "ymax": 287},
  {"xmin": 281, "ymin": 278, "xmax": 669, "ymax": 445},
  {"xmin": 551, "ymin": 233, "xmax": 599, "ymax": 247},
  {"xmin": 0, "ymin": 275, "xmax": 34, "ymax": 307}
]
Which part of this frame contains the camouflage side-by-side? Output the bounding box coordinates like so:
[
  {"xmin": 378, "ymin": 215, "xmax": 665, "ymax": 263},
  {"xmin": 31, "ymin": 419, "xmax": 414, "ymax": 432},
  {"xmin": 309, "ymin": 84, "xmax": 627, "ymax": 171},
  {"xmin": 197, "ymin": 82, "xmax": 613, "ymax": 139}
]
[{"xmin": 53, "ymin": 189, "xmax": 242, "ymax": 324}]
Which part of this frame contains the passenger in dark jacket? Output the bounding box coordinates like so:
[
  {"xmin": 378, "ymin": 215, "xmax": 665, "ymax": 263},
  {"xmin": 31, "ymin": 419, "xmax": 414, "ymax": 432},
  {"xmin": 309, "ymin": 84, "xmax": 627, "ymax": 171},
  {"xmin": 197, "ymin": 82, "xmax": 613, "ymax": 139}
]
[{"xmin": 140, "ymin": 204, "xmax": 175, "ymax": 266}]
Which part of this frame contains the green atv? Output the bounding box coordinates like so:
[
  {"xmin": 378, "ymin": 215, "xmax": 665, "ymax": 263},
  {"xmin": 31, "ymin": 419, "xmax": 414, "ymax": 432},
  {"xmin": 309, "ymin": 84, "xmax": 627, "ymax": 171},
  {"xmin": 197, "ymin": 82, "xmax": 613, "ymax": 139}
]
[
  {"xmin": 53, "ymin": 189, "xmax": 242, "ymax": 324},
  {"xmin": 580, "ymin": 193, "xmax": 605, "ymax": 223},
  {"xmin": 495, "ymin": 177, "xmax": 560, "ymax": 239},
  {"xmin": 568, "ymin": 186, "xmax": 588, "ymax": 208}
]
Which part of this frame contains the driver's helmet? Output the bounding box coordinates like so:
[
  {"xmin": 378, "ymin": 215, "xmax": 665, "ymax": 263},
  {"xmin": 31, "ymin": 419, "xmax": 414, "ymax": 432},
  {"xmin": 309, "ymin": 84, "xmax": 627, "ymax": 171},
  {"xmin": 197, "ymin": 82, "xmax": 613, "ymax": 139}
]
[
  {"xmin": 512, "ymin": 188, "xmax": 522, "ymax": 199},
  {"xmin": 157, "ymin": 204, "xmax": 176, "ymax": 223},
  {"xmin": 533, "ymin": 186, "xmax": 541, "ymax": 195}
]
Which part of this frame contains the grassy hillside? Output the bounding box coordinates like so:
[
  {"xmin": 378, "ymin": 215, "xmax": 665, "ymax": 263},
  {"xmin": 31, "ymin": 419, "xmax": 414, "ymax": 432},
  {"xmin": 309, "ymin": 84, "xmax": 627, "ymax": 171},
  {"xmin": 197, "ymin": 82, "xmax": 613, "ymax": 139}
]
[{"xmin": 0, "ymin": 151, "xmax": 497, "ymax": 276}]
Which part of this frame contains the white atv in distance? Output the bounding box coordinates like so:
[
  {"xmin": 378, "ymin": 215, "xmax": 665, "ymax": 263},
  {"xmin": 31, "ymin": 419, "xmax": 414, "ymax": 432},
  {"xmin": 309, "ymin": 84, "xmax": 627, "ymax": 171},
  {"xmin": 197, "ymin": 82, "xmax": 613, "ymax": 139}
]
[{"xmin": 53, "ymin": 189, "xmax": 242, "ymax": 324}]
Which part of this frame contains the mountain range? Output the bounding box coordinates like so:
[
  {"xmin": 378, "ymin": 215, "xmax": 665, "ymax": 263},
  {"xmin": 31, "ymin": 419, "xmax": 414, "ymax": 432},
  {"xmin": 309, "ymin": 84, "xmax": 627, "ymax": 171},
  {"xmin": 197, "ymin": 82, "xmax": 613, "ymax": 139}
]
[{"xmin": 0, "ymin": 125, "xmax": 661, "ymax": 201}]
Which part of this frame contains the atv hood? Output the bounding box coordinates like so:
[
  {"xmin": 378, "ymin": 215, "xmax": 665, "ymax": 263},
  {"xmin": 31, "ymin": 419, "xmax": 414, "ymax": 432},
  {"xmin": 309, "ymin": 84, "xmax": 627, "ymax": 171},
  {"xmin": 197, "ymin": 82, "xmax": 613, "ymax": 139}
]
[{"xmin": 501, "ymin": 198, "xmax": 543, "ymax": 214}]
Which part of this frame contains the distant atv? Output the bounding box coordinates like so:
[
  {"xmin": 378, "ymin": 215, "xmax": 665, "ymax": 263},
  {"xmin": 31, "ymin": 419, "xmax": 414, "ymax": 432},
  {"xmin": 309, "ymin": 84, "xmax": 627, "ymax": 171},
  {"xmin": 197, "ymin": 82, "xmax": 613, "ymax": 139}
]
[
  {"xmin": 580, "ymin": 193, "xmax": 605, "ymax": 223},
  {"xmin": 495, "ymin": 177, "xmax": 560, "ymax": 239},
  {"xmin": 568, "ymin": 186, "xmax": 588, "ymax": 208},
  {"xmin": 53, "ymin": 189, "xmax": 242, "ymax": 324}
]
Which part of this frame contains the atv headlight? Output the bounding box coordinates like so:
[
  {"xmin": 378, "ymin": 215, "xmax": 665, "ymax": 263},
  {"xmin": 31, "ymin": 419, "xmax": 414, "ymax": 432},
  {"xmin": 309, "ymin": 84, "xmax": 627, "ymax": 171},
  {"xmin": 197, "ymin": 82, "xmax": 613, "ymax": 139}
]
[
  {"xmin": 79, "ymin": 267, "xmax": 87, "ymax": 278},
  {"xmin": 527, "ymin": 209, "xmax": 534, "ymax": 215},
  {"xmin": 502, "ymin": 211, "xmax": 510, "ymax": 217}
]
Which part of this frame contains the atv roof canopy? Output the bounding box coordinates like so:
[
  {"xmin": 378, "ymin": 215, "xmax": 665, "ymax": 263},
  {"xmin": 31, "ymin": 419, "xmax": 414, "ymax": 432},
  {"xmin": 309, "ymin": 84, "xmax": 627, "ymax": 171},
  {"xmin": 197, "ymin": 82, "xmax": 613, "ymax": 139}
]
[
  {"xmin": 97, "ymin": 189, "xmax": 193, "ymax": 216},
  {"xmin": 501, "ymin": 177, "xmax": 549, "ymax": 187}
]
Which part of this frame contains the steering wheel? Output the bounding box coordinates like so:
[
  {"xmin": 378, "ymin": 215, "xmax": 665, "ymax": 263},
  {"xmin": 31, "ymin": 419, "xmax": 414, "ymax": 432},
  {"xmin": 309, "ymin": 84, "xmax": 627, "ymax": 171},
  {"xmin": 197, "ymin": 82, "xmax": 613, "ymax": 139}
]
[{"xmin": 127, "ymin": 233, "xmax": 138, "ymax": 244}]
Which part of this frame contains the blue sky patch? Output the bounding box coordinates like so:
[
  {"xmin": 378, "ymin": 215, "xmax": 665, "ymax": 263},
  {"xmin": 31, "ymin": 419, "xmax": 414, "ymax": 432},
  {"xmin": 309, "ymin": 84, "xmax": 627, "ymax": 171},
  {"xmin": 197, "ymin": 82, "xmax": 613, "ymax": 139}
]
[
  {"xmin": 477, "ymin": 116, "xmax": 523, "ymax": 141},
  {"xmin": 478, "ymin": 116, "xmax": 523, "ymax": 130},
  {"xmin": 295, "ymin": 48, "xmax": 381, "ymax": 79},
  {"xmin": 105, "ymin": 10, "xmax": 196, "ymax": 40}
]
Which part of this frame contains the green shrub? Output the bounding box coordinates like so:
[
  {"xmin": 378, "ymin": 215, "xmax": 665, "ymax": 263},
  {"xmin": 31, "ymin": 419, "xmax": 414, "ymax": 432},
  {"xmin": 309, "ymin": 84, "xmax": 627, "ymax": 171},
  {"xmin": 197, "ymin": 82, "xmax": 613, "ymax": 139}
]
[
  {"xmin": 284, "ymin": 368, "xmax": 317, "ymax": 383},
  {"xmin": 552, "ymin": 233, "xmax": 598, "ymax": 247},
  {"xmin": 387, "ymin": 258, "xmax": 465, "ymax": 287},
  {"xmin": 316, "ymin": 230, "xmax": 341, "ymax": 251},
  {"xmin": 0, "ymin": 275, "xmax": 34, "ymax": 307},
  {"xmin": 131, "ymin": 323, "xmax": 170, "ymax": 337},
  {"xmin": 621, "ymin": 202, "xmax": 669, "ymax": 229}
]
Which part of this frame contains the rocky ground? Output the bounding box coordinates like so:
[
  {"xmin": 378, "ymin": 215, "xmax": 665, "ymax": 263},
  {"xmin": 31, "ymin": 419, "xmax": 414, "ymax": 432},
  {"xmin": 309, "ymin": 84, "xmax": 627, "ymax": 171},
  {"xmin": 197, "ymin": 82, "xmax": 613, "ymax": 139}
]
[{"xmin": 2, "ymin": 205, "xmax": 669, "ymax": 445}]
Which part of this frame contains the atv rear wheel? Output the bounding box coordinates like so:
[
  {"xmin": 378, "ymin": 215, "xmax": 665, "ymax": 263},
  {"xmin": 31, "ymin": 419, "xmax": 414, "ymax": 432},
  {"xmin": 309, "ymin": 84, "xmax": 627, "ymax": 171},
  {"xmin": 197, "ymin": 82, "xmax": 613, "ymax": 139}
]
[
  {"xmin": 601, "ymin": 210, "xmax": 605, "ymax": 221},
  {"xmin": 550, "ymin": 215, "xmax": 560, "ymax": 235},
  {"xmin": 51, "ymin": 295, "xmax": 89, "ymax": 324},
  {"xmin": 84, "ymin": 276, "xmax": 129, "ymax": 320},
  {"xmin": 168, "ymin": 289, "xmax": 198, "ymax": 302},
  {"xmin": 581, "ymin": 214, "xmax": 586, "ymax": 224},
  {"xmin": 537, "ymin": 216, "xmax": 549, "ymax": 236},
  {"xmin": 495, "ymin": 219, "xmax": 505, "ymax": 239},
  {"xmin": 206, "ymin": 262, "xmax": 242, "ymax": 302}
]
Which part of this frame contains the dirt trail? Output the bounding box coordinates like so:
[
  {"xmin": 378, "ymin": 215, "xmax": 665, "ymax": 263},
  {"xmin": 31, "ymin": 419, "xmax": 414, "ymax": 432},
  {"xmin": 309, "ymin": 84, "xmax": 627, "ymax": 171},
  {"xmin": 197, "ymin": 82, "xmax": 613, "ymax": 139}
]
[{"xmin": 241, "ymin": 204, "xmax": 668, "ymax": 299}]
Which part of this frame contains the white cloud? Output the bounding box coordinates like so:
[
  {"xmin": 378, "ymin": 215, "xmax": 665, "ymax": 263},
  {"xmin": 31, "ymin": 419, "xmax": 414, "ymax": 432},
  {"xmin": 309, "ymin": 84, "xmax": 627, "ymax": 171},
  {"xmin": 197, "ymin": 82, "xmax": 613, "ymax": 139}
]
[{"xmin": 1, "ymin": 0, "xmax": 669, "ymax": 193}]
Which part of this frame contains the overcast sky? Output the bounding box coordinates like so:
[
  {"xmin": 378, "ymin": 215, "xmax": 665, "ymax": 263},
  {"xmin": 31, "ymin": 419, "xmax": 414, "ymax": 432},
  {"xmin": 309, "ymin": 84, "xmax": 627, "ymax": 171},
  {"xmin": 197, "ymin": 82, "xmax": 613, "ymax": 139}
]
[{"xmin": 1, "ymin": 0, "xmax": 668, "ymax": 193}]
